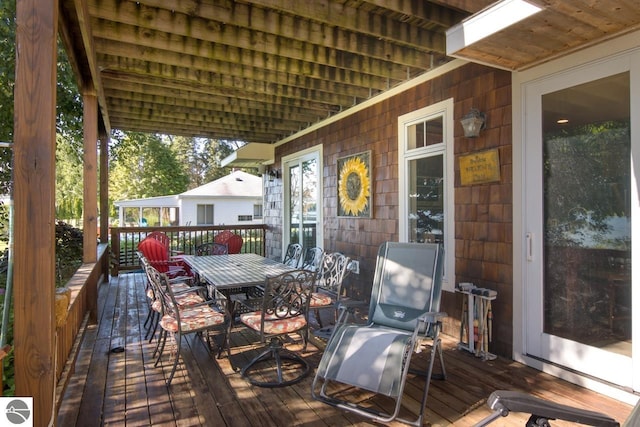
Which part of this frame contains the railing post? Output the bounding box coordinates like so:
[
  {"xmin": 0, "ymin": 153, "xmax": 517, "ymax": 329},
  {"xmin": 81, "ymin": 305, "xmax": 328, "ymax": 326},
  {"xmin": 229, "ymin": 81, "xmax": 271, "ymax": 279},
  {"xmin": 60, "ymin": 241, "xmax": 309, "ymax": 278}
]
[{"xmin": 110, "ymin": 227, "xmax": 120, "ymax": 276}]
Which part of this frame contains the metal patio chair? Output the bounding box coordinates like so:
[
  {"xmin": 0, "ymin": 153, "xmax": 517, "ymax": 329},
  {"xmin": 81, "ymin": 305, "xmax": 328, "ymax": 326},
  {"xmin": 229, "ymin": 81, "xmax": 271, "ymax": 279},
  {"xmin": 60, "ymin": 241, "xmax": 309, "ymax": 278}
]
[
  {"xmin": 308, "ymin": 251, "xmax": 350, "ymax": 331},
  {"xmin": 147, "ymin": 265, "xmax": 228, "ymax": 385},
  {"xmin": 195, "ymin": 241, "xmax": 229, "ymax": 256},
  {"xmin": 311, "ymin": 242, "xmax": 446, "ymax": 426},
  {"xmin": 282, "ymin": 242, "xmax": 303, "ymax": 267},
  {"xmin": 300, "ymin": 246, "xmax": 323, "ymax": 271},
  {"xmin": 237, "ymin": 269, "xmax": 317, "ymax": 387},
  {"xmin": 140, "ymin": 253, "xmax": 207, "ymax": 343}
]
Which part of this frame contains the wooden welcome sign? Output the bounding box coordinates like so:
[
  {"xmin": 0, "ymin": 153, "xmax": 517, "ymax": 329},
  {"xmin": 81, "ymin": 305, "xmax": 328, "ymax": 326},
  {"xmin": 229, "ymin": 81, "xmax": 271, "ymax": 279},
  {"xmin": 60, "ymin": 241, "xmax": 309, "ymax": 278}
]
[{"xmin": 459, "ymin": 148, "xmax": 501, "ymax": 186}]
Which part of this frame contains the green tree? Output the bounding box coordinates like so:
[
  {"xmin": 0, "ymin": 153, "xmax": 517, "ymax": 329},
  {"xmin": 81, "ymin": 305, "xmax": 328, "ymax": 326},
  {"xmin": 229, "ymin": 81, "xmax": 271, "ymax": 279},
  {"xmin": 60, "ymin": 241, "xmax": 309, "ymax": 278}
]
[
  {"xmin": 166, "ymin": 136, "xmax": 240, "ymax": 188},
  {"xmin": 55, "ymin": 134, "xmax": 83, "ymax": 221},
  {"xmin": 0, "ymin": 0, "xmax": 16, "ymax": 196},
  {"xmin": 109, "ymin": 132, "xmax": 189, "ymax": 216},
  {"xmin": 165, "ymin": 135, "xmax": 207, "ymax": 189},
  {"xmin": 202, "ymin": 139, "xmax": 240, "ymax": 182}
]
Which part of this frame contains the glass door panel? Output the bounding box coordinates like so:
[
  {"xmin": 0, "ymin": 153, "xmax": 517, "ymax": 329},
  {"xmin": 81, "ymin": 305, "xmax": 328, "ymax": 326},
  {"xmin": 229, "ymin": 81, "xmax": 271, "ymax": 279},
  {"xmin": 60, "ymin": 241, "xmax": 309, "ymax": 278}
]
[
  {"xmin": 288, "ymin": 164, "xmax": 302, "ymax": 245},
  {"xmin": 524, "ymin": 65, "xmax": 636, "ymax": 388},
  {"xmin": 285, "ymin": 150, "xmax": 321, "ymax": 250},
  {"xmin": 542, "ymin": 72, "xmax": 631, "ymax": 356},
  {"xmin": 301, "ymin": 158, "xmax": 318, "ymax": 248}
]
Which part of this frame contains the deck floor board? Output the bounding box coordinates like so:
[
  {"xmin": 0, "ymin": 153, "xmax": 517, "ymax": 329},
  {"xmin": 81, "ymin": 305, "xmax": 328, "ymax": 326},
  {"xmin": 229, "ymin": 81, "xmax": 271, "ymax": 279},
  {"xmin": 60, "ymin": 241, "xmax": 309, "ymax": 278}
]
[{"xmin": 58, "ymin": 272, "xmax": 634, "ymax": 426}]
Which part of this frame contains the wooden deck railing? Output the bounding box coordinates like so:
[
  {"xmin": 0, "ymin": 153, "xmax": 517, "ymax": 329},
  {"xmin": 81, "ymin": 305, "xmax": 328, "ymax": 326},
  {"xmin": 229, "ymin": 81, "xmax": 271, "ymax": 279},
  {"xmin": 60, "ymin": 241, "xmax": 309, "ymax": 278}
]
[
  {"xmin": 55, "ymin": 243, "xmax": 109, "ymax": 410},
  {"xmin": 109, "ymin": 224, "xmax": 268, "ymax": 276}
]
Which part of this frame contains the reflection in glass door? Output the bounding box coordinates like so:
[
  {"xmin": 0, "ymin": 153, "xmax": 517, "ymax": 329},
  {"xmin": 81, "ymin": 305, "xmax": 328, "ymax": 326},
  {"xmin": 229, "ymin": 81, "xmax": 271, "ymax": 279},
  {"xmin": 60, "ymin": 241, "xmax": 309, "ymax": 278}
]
[
  {"xmin": 543, "ymin": 73, "xmax": 631, "ymax": 356},
  {"xmin": 526, "ymin": 69, "xmax": 634, "ymax": 387}
]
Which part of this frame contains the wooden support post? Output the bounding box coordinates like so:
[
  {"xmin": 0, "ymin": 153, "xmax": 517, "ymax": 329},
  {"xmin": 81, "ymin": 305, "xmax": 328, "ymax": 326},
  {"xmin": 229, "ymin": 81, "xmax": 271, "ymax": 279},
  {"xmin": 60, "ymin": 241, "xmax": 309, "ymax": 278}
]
[
  {"xmin": 13, "ymin": 0, "xmax": 58, "ymax": 424},
  {"xmin": 99, "ymin": 129, "xmax": 109, "ymax": 245},
  {"xmin": 83, "ymin": 92, "xmax": 98, "ymax": 263}
]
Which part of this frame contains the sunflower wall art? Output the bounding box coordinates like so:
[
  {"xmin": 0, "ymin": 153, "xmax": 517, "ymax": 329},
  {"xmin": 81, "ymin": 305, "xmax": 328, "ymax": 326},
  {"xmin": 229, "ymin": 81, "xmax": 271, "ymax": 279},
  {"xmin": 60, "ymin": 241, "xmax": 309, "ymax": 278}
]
[{"xmin": 337, "ymin": 151, "xmax": 372, "ymax": 218}]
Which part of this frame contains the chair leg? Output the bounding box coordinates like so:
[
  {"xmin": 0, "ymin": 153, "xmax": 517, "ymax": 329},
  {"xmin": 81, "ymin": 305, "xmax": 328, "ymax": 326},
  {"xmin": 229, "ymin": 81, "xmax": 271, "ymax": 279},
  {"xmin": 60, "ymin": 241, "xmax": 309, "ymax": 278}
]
[
  {"xmin": 154, "ymin": 329, "xmax": 167, "ymax": 364},
  {"xmin": 143, "ymin": 305, "xmax": 153, "ymax": 329},
  {"xmin": 216, "ymin": 323, "xmax": 231, "ymax": 359},
  {"xmin": 146, "ymin": 311, "xmax": 159, "ymax": 342},
  {"xmin": 241, "ymin": 338, "xmax": 310, "ymax": 388},
  {"xmin": 166, "ymin": 332, "xmax": 181, "ymax": 385}
]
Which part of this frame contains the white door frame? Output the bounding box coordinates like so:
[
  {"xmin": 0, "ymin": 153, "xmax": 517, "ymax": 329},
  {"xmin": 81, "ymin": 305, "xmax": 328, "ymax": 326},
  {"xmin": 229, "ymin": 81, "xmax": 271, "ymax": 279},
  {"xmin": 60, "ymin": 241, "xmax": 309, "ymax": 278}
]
[
  {"xmin": 512, "ymin": 31, "xmax": 640, "ymax": 404},
  {"xmin": 282, "ymin": 145, "xmax": 324, "ymax": 250}
]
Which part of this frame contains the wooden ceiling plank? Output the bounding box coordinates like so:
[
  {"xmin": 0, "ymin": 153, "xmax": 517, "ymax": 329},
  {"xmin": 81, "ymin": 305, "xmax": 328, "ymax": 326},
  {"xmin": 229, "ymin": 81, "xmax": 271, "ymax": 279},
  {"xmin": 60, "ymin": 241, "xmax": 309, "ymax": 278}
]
[
  {"xmin": 98, "ymin": 60, "xmax": 359, "ymax": 112},
  {"xmin": 106, "ymin": 0, "xmax": 436, "ymax": 68},
  {"xmin": 108, "ymin": 106, "xmax": 305, "ymax": 134},
  {"xmin": 92, "ymin": 32, "xmax": 406, "ymax": 91},
  {"xmin": 427, "ymin": 0, "xmax": 494, "ymax": 14},
  {"xmin": 548, "ymin": 0, "xmax": 640, "ymax": 29},
  {"xmin": 126, "ymin": 0, "xmax": 445, "ymax": 52},
  {"xmin": 90, "ymin": 1, "xmax": 426, "ymax": 80},
  {"xmin": 109, "ymin": 115, "xmax": 288, "ymax": 141},
  {"xmin": 360, "ymin": 0, "xmax": 467, "ymax": 28},
  {"xmin": 101, "ymin": 78, "xmax": 342, "ymax": 115},
  {"xmin": 96, "ymin": 52, "xmax": 385, "ymax": 109},
  {"xmin": 104, "ymin": 86, "xmax": 327, "ymax": 118},
  {"xmin": 91, "ymin": 27, "xmax": 391, "ymax": 98},
  {"xmin": 105, "ymin": 93, "xmax": 324, "ymax": 124},
  {"xmin": 106, "ymin": 97, "xmax": 322, "ymax": 124}
]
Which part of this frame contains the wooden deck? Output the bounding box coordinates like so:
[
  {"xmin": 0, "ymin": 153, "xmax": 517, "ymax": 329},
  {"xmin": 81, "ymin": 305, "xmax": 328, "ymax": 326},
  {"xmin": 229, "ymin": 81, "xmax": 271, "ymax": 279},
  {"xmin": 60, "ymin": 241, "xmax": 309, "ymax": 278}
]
[{"xmin": 58, "ymin": 272, "xmax": 634, "ymax": 426}]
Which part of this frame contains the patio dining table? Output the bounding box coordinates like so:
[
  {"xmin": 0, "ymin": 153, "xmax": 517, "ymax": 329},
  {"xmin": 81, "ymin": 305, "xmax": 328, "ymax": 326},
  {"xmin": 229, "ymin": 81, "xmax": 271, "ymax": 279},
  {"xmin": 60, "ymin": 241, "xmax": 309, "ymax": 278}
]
[
  {"xmin": 180, "ymin": 253, "xmax": 297, "ymax": 316},
  {"xmin": 180, "ymin": 253, "xmax": 295, "ymax": 292},
  {"xmin": 181, "ymin": 253, "xmax": 297, "ymax": 356}
]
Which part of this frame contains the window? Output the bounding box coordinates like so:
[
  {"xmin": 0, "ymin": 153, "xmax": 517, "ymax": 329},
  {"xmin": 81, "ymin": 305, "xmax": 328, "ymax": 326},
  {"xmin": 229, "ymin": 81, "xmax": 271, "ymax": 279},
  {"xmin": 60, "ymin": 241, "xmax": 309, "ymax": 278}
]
[
  {"xmin": 398, "ymin": 98, "xmax": 454, "ymax": 290},
  {"xmin": 253, "ymin": 204, "xmax": 263, "ymax": 219},
  {"xmin": 238, "ymin": 215, "xmax": 253, "ymax": 221},
  {"xmin": 197, "ymin": 204, "xmax": 214, "ymax": 225}
]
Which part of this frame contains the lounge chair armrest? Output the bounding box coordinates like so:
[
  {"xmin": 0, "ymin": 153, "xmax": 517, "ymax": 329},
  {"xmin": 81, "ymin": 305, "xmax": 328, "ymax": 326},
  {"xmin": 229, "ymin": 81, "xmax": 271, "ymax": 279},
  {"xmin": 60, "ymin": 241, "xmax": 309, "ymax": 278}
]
[
  {"xmin": 476, "ymin": 390, "xmax": 620, "ymax": 427},
  {"xmin": 419, "ymin": 311, "xmax": 447, "ymax": 324}
]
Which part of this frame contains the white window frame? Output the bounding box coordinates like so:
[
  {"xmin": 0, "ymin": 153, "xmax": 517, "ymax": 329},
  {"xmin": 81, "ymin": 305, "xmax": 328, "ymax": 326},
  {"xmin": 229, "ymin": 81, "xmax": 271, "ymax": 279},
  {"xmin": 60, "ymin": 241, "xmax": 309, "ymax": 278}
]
[
  {"xmin": 196, "ymin": 204, "xmax": 214, "ymax": 225},
  {"xmin": 398, "ymin": 98, "xmax": 455, "ymax": 291}
]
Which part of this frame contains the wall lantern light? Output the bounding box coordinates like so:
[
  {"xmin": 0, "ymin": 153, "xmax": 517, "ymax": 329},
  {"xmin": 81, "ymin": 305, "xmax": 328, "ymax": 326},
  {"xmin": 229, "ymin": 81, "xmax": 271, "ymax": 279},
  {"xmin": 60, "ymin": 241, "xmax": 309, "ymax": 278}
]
[
  {"xmin": 267, "ymin": 167, "xmax": 281, "ymax": 181},
  {"xmin": 460, "ymin": 108, "xmax": 486, "ymax": 138}
]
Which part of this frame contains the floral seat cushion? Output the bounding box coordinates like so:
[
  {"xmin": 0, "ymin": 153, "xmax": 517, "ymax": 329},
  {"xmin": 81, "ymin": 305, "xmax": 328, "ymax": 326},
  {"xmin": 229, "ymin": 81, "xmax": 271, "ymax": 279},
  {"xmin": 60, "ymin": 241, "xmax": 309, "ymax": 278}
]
[
  {"xmin": 240, "ymin": 311, "xmax": 307, "ymax": 335},
  {"xmin": 146, "ymin": 281, "xmax": 191, "ymax": 300},
  {"xmin": 309, "ymin": 292, "xmax": 333, "ymax": 307},
  {"xmin": 160, "ymin": 305, "xmax": 225, "ymax": 333},
  {"xmin": 151, "ymin": 292, "xmax": 204, "ymax": 313}
]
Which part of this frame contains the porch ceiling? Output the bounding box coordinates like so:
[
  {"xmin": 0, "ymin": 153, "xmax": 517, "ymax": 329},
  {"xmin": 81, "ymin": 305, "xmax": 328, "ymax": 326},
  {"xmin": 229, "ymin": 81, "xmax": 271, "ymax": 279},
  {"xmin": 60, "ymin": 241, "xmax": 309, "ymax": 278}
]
[
  {"xmin": 59, "ymin": 0, "xmax": 640, "ymax": 144},
  {"xmin": 447, "ymin": 0, "xmax": 640, "ymax": 71}
]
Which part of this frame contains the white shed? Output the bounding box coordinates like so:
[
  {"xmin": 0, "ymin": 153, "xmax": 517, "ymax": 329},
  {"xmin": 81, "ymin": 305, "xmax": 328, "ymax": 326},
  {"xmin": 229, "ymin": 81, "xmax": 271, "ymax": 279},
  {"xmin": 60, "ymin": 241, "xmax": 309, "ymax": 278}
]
[{"xmin": 114, "ymin": 170, "xmax": 263, "ymax": 227}]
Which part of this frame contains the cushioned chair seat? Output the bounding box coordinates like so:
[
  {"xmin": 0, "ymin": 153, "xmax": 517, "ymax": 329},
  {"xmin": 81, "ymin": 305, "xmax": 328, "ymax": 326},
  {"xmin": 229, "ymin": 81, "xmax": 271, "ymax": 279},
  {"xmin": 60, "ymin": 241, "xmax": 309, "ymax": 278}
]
[
  {"xmin": 309, "ymin": 292, "xmax": 333, "ymax": 307},
  {"xmin": 151, "ymin": 292, "xmax": 204, "ymax": 312},
  {"xmin": 240, "ymin": 311, "xmax": 308, "ymax": 335},
  {"xmin": 160, "ymin": 306, "xmax": 225, "ymax": 333}
]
